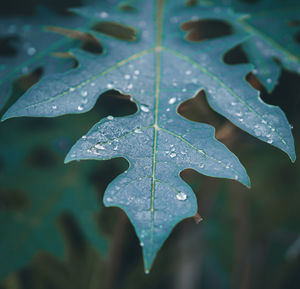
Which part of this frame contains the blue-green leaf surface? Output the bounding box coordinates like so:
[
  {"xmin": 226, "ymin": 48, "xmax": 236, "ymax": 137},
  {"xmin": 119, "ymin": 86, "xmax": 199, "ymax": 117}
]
[
  {"xmin": 0, "ymin": 5, "xmax": 91, "ymax": 110},
  {"xmin": 198, "ymin": 0, "xmax": 300, "ymax": 92},
  {"xmin": 1, "ymin": 0, "xmax": 296, "ymax": 272}
]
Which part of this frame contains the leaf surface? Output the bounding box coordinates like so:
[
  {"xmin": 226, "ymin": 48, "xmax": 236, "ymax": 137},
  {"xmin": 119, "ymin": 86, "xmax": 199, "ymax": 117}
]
[
  {"xmin": 0, "ymin": 5, "xmax": 92, "ymax": 110},
  {"xmin": 198, "ymin": 0, "xmax": 300, "ymax": 91}
]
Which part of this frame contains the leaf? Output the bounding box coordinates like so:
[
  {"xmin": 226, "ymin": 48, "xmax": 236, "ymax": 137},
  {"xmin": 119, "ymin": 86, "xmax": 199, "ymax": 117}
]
[
  {"xmin": 0, "ymin": 4, "xmax": 94, "ymax": 110},
  {"xmin": 0, "ymin": 115, "xmax": 107, "ymax": 279},
  {"xmin": 1, "ymin": 0, "xmax": 296, "ymax": 272},
  {"xmin": 197, "ymin": 0, "xmax": 300, "ymax": 92},
  {"xmin": 1, "ymin": 213, "xmax": 104, "ymax": 289}
]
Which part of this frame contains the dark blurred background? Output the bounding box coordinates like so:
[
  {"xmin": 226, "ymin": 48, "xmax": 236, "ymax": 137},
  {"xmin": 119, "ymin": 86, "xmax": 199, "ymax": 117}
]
[{"xmin": 0, "ymin": 1, "xmax": 300, "ymax": 289}]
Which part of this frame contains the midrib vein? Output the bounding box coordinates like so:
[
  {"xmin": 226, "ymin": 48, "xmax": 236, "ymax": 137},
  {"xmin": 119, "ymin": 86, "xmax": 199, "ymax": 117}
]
[{"xmin": 149, "ymin": 0, "xmax": 164, "ymax": 263}]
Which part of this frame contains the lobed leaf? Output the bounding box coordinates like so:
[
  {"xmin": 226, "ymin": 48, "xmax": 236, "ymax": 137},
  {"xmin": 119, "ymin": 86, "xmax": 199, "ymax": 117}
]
[{"xmin": 1, "ymin": 0, "xmax": 296, "ymax": 272}]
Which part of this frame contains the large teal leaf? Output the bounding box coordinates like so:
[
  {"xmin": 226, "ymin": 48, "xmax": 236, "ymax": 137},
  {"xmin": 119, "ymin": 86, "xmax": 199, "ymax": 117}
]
[{"xmin": 1, "ymin": 0, "xmax": 296, "ymax": 272}]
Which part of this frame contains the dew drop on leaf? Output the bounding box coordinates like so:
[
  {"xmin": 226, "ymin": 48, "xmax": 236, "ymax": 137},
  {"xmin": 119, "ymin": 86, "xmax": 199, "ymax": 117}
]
[
  {"xmin": 27, "ymin": 47, "xmax": 36, "ymax": 56},
  {"xmin": 168, "ymin": 97, "xmax": 176, "ymax": 104},
  {"xmin": 170, "ymin": 153, "xmax": 176, "ymax": 158},
  {"xmin": 95, "ymin": 144, "xmax": 105, "ymax": 150},
  {"xmin": 176, "ymin": 192, "xmax": 187, "ymax": 201},
  {"xmin": 134, "ymin": 128, "xmax": 142, "ymax": 133},
  {"xmin": 124, "ymin": 74, "xmax": 131, "ymax": 79},
  {"xmin": 140, "ymin": 105, "xmax": 149, "ymax": 112}
]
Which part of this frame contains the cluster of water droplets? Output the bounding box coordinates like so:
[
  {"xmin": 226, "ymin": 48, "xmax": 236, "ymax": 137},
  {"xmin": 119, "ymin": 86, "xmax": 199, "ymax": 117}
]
[{"xmin": 165, "ymin": 144, "xmax": 177, "ymax": 159}]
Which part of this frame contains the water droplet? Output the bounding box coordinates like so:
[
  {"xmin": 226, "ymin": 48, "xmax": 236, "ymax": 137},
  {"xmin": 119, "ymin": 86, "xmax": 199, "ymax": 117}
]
[
  {"xmin": 95, "ymin": 144, "xmax": 105, "ymax": 150},
  {"xmin": 290, "ymin": 124, "xmax": 294, "ymax": 129},
  {"xmin": 182, "ymin": 88, "xmax": 187, "ymax": 92},
  {"xmin": 82, "ymin": 135, "xmax": 87, "ymax": 139},
  {"xmin": 77, "ymin": 105, "xmax": 84, "ymax": 111},
  {"xmin": 107, "ymin": 115, "xmax": 114, "ymax": 120},
  {"xmin": 236, "ymin": 112, "xmax": 243, "ymax": 117},
  {"xmin": 27, "ymin": 47, "xmax": 36, "ymax": 56},
  {"xmin": 52, "ymin": 105, "xmax": 57, "ymax": 110},
  {"xmin": 134, "ymin": 128, "xmax": 142, "ymax": 133},
  {"xmin": 168, "ymin": 97, "xmax": 176, "ymax": 104},
  {"xmin": 71, "ymin": 153, "xmax": 76, "ymax": 158},
  {"xmin": 185, "ymin": 70, "xmax": 192, "ymax": 75},
  {"xmin": 140, "ymin": 242, "xmax": 144, "ymax": 247},
  {"xmin": 81, "ymin": 90, "xmax": 88, "ymax": 97},
  {"xmin": 69, "ymin": 87, "xmax": 75, "ymax": 92},
  {"xmin": 199, "ymin": 164, "xmax": 204, "ymax": 168},
  {"xmin": 134, "ymin": 70, "xmax": 140, "ymax": 75},
  {"xmin": 106, "ymin": 197, "xmax": 113, "ymax": 202},
  {"xmin": 254, "ymin": 128, "xmax": 262, "ymax": 136},
  {"xmin": 261, "ymin": 120, "xmax": 267, "ymax": 124},
  {"xmin": 225, "ymin": 164, "xmax": 230, "ymax": 169},
  {"xmin": 176, "ymin": 192, "xmax": 187, "ymax": 201},
  {"xmin": 91, "ymin": 82, "xmax": 95, "ymax": 87},
  {"xmin": 107, "ymin": 83, "xmax": 113, "ymax": 89},
  {"xmin": 231, "ymin": 102, "xmax": 237, "ymax": 106},
  {"xmin": 267, "ymin": 139, "xmax": 273, "ymax": 144},
  {"xmin": 170, "ymin": 153, "xmax": 176, "ymax": 158},
  {"xmin": 267, "ymin": 78, "xmax": 272, "ymax": 84},
  {"xmin": 100, "ymin": 11, "xmax": 109, "ymax": 18},
  {"xmin": 124, "ymin": 74, "xmax": 131, "ymax": 79},
  {"xmin": 127, "ymin": 83, "xmax": 133, "ymax": 89},
  {"xmin": 234, "ymin": 175, "xmax": 238, "ymax": 180},
  {"xmin": 141, "ymin": 105, "xmax": 149, "ymax": 112}
]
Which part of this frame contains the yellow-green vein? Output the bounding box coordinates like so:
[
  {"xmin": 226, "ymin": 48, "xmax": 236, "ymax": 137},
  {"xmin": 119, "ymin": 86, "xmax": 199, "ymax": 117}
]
[
  {"xmin": 147, "ymin": 0, "xmax": 165, "ymax": 271},
  {"xmin": 19, "ymin": 47, "xmax": 154, "ymax": 111}
]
